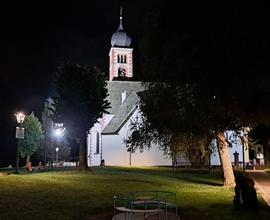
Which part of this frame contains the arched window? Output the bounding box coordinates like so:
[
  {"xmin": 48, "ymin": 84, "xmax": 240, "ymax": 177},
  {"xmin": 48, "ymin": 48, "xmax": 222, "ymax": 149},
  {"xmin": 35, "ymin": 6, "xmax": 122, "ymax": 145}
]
[
  {"xmin": 124, "ymin": 55, "xmax": 127, "ymax": 63},
  {"xmin": 117, "ymin": 55, "xmax": 120, "ymax": 63},
  {"xmin": 96, "ymin": 132, "xmax": 100, "ymax": 154},
  {"xmin": 118, "ymin": 67, "xmax": 126, "ymax": 77}
]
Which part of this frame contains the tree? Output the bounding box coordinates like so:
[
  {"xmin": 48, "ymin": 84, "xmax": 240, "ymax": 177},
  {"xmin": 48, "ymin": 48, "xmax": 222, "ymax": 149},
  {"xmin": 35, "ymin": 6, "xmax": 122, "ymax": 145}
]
[
  {"xmin": 18, "ymin": 112, "xmax": 43, "ymax": 165},
  {"xmin": 51, "ymin": 63, "xmax": 110, "ymax": 170},
  {"xmin": 40, "ymin": 98, "xmax": 71, "ymax": 165},
  {"xmin": 133, "ymin": 1, "xmax": 270, "ymax": 187},
  {"xmin": 40, "ymin": 98, "xmax": 54, "ymax": 165},
  {"xmin": 124, "ymin": 84, "xmax": 213, "ymax": 168}
]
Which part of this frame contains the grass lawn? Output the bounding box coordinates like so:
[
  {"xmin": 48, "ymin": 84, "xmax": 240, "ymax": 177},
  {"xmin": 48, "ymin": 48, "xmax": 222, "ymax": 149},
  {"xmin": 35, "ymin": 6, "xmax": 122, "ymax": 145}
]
[{"xmin": 0, "ymin": 166, "xmax": 269, "ymax": 220}]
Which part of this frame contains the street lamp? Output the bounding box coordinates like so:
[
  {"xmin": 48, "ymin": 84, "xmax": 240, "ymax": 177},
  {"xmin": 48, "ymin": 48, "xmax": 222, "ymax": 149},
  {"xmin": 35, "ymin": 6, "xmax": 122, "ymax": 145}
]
[
  {"xmin": 54, "ymin": 123, "xmax": 65, "ymax": 138},
  {"xmin": 56, "ymin": 147, "xmax": 59, "ymax": 165},
  {"xmin": 54, "ymin": 123, "xmax": 65, "ymax": 166},
  {"xmin": 14, "ymin": 112, "xmax": 26, "ymax": 174}
]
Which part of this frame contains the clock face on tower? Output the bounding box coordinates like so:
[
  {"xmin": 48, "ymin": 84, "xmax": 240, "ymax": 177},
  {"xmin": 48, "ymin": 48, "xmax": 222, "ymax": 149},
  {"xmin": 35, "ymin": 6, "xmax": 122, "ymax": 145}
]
[{"xmin": 118, "ymin": 67, "xmax": 126, "ymax": 77}]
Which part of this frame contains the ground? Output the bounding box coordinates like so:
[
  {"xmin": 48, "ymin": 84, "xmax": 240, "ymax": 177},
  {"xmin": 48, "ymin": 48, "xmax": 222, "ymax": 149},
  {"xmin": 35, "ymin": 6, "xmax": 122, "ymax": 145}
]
[
  {"xmin": 247, "ymin": 170, "xmax": 270, "ymax": 206},
  {"xmin": 0, "ymin": 166, "xmax": 269, "ymax": 220}
]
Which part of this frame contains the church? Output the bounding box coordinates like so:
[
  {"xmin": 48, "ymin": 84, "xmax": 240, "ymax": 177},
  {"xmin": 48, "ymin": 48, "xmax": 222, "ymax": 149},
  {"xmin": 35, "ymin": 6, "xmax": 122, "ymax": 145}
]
[
  {"xmin": 87, "ymin": 9, "xmax": 252, "ymax": 168},
  {"xmin": 86, "ymin": 9, "xmax": 172, "ymax": 166}
]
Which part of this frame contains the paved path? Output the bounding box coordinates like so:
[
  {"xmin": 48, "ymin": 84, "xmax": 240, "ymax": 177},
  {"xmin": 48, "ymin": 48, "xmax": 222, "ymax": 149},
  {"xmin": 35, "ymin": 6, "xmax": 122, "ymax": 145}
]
[{"xmin": 246, "ymin": 170, "xmax": 270, "ymax": 206}]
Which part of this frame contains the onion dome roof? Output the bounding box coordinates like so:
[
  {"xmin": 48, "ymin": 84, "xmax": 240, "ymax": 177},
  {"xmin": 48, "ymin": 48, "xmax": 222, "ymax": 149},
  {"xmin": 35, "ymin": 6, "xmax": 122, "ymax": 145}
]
[{"xmin": 111, "ymin": 7, "xmax": 132, "ymax": 47}]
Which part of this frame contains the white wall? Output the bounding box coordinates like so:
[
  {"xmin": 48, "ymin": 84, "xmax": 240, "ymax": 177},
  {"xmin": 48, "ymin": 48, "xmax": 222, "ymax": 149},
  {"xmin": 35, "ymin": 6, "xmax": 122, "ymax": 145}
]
[
  {"xmin": 87, "ymin": 114, "xmax": 114, "ymax": 166},
  {"xmin": 87, "ymin": 129, "xmax": 101, "ymax": 166},
  {"xmin": 102, "ymin": 108, "xmax": 172, "ymax": 166}
]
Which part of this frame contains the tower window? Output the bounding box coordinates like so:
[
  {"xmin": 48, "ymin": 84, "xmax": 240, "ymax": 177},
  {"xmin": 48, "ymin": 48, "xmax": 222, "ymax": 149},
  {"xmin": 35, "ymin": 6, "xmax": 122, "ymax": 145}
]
[
  {"xmin": 118, "ymin": 67, "xmax": 126, "ymax": 77},
  {"xmin": 96, "ymin": 132, "xmax": 100, "ymax": 154},
  {"xmin": 117, "ymin": 54, "xmax": 127, "ymax": 63}
]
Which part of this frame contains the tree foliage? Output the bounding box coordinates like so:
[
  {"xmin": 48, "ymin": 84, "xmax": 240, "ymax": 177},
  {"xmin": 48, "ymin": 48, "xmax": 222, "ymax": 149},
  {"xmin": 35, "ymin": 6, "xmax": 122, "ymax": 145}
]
[
  {"xmin": 40, "ymin": 98, "xmax": 71, "ymax": 164},
  {"xmin": 51, "ymin": 63, "xmax": 110, "ymax": 170},
  {"xmin": 127, "ymin": 1, "xmax": 270, "ymax": 186},
  {"xmin": 124, "ymin": 84, "xmax": 213, "ymax": 162},
  {"xmin": 140, "ymin": 1, "xmax": 270, "ymax": 129},
  {"xmin": 18, "ymin": 112, "xmax": 43, "ymax": 160}
]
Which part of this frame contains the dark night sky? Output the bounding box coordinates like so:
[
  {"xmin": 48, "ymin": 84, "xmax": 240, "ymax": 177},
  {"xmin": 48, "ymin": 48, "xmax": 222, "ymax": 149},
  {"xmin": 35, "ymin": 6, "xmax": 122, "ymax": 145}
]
[
  {"xmin": 1, "ymin": 1, "xmax": 270, "ymax": 166},
  {"xmin": 0, "ymin": 1, "xmax": 145, "ymax": 166}
]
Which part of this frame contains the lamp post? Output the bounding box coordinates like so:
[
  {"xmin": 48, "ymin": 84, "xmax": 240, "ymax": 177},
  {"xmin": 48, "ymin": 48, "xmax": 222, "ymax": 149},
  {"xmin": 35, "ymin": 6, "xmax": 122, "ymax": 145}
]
[
  {"xmin": 54, "ymin": 123, "xmax": 65, "ymax": 167},
  {"xmin": 14, "ymin": 112, "xmax": 26, "ymax": 174},
  {"xmin": 56, "ymin": 147, "xmax": 59, "ymax": 165}
]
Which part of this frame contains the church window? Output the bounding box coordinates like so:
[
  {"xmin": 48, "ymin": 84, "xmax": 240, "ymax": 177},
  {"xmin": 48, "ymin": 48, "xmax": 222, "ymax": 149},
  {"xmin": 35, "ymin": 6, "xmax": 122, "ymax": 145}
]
[
  {"xmin": 96, "ymin": 132, "xmax": 100, "ymax": 154},
  {"xmin": 117, "ymin": 54, "xmax": 127, "ymax": 63},
  {"xmin": 118, "ymin": 67, "xmax": 126, "ymax": 77}
]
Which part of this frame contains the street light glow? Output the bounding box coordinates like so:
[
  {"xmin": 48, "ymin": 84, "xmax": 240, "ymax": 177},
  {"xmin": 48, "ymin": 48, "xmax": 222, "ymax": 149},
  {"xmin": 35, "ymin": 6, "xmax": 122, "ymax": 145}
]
[
  {"xmin": 54, "ymin": 123, "xmax": 65, "ymax": 137},
  {"xmin": 15, "ymin": 112, "xmax": 26, "ymax": 124},
  {"xmin": 14, "ymin": 112, "xmax": 26, "ymax": 174},
  {"xmin": 55, "ymin": 128, "xmax": 63, "ymax": 137}
]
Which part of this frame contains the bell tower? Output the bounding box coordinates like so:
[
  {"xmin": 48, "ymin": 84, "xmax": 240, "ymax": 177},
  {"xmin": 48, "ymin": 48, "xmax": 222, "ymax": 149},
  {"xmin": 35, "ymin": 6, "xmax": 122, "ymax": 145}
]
[{"xmin": 109, "ymin": 7, "xmax": 133, "ymax": 81}]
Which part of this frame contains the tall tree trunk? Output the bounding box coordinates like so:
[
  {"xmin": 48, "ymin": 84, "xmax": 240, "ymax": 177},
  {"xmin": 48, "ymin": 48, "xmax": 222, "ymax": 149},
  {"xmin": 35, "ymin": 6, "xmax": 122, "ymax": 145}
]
[
  {"xmin": 78, "ymin": 135, "xmax": 88, "ymax": 170},
  {"xmin": 216, "ymin": 131, "xmax": 235, "ymax": 187},
  {"xmin": 216, "ymin": 138, "xmax": 223, "ymax": 169},
  {"xmin": 26, "ymin": 155, "xmax": 30, "ymax": 166}
]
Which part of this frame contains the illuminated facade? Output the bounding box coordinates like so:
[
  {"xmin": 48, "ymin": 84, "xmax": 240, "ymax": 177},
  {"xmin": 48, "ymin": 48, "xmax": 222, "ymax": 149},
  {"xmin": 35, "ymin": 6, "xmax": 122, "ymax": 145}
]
[{"xmin": 87, "ymin": 8, "xmax": 172, "ymax": 166}]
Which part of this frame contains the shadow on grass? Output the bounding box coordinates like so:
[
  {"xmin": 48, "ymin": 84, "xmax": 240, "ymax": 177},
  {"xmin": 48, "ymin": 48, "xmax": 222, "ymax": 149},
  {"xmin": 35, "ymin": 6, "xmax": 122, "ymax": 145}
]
[
  {"xmin": 95, "ymin": 166, "xmax": 225, "ymax": 187},
  {"xmin": 121, "ymin": 178, "xmax": 165, "ymax": 187},
  {"xmin": 0, "ymin": 167, "xmax": 78, "ymax": 176},
  {"xmin": 209, "ymin": 199, "xmax": 270, "ymax": 220},
  {"xmin": 172, "ymin": 169, "xmax": 224, "ymax": 186},
  {"xmin": 181, "ymin": 177, "xmax": 223, "ymax": 186},
  {"xmin": 180, "ymin": 207, "xmax": 210, "ymax": 220}
]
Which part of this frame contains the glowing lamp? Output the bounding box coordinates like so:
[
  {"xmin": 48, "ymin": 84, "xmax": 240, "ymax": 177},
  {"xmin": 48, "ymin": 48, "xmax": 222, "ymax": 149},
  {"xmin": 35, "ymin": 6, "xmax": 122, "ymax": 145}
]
[
  {"xmin": 54, "ymin": 123, "xmax": 65, "ymax": 137},
  {"xmin": 15, "ymin": 112, "xmax": 26, "ymax": 124}
]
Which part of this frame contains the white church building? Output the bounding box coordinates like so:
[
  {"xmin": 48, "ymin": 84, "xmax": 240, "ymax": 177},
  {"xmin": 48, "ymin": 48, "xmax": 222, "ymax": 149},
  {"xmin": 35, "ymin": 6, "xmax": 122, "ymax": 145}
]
[
  {"xmin": 86, "ymin": 9, "xmax": 249, "ymax": 167},
  {"xmin": 87, "ymin": 9, "xmax": 172, "ymax": 167}
]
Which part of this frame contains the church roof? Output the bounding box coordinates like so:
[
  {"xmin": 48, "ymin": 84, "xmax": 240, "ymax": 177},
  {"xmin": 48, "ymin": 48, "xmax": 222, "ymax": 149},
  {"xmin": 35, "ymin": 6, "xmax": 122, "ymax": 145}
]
[
  {"xmin": 102, "ymin": 91, "xmax": 139, "ymax": 134},
  {"xmin": 105, "ymin": 81, "xmax": 145, "ymax": 114},
  {"xmin": 102, "ymin": 81, "xmax": 145, "ymax": 134}
]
